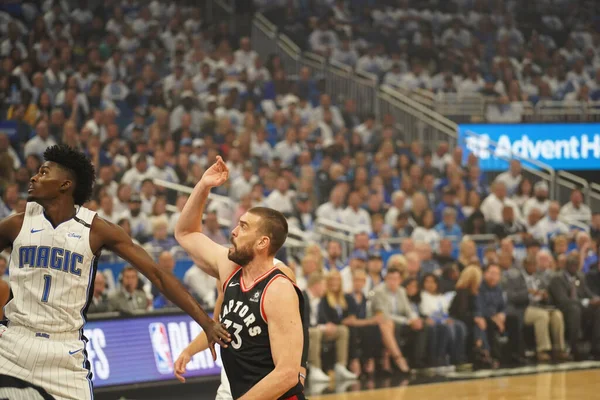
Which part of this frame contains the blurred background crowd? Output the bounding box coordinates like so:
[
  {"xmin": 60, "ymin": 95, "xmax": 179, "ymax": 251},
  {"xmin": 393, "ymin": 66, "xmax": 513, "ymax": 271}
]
[{"xmin": 1, "ymin": 0, "xmax": 600, "ymax": 384}]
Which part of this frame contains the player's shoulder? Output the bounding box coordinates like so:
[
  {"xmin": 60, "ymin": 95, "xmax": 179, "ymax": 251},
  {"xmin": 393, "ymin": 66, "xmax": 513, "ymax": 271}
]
[{"xmin": 265, "ymin": 274, "xmax": 297, "ymax": 300}]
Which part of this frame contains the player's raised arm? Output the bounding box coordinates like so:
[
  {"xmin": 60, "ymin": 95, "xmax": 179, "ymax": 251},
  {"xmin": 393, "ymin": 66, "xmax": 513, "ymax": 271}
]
[
  {"xmin": 92, "ymin": 216, "xmax": 230, "ymax": 358},
  {"xmin": 174, "ymin": 156, "xmax": 237, "ymax": 281},
  {"xmin": 239, "ymin": 277, "xmax": 303, "ymax": 400}
]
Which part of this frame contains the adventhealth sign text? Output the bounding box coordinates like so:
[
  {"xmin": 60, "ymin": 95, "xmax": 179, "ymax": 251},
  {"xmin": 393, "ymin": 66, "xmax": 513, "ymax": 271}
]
[{"xmin": 459, "ymin": 124, "xmax": 600, "ymax": 171}]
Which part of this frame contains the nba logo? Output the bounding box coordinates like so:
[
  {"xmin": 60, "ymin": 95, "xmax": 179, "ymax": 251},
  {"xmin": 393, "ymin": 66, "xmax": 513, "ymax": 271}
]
[{"xmin": 149, "ymin": 323, "xmax": 174, "ymax": 374}]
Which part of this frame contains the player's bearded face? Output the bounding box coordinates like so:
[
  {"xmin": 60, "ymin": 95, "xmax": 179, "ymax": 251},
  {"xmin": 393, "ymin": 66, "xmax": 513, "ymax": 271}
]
[{"xmin": 228, "ymin": 235, "xmax": 255, "ymax": 267}]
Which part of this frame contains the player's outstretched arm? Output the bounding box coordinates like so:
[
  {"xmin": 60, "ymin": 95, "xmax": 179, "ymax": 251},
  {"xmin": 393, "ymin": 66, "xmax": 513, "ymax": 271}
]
[
  {"xmin": 174, "ymin": 156, "xmax": 237, "ymax": 281},
  {"xmin": 0, "ymin": 280, "xmax": 9, "ymax": 319},
  {"xmin": 92, "ymin": 217, "xmax": 230, "ymax": 358},
  {"xmin": 239, "ymin": 277, "xmax": 303, "ymax": 400},
  {"xmin": 174, "ymin": 279, "xmax": 225, "ymax": 383}
]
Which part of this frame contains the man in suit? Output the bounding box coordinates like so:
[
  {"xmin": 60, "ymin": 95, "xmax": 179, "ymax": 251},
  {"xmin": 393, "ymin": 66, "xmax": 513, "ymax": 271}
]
[
  {"xmin": 88, "ymin": 272, "xmax": 111, "ymax": 314},
  {"xmin": 505, "ymin": 255, "xmax": 569, "ymax": 362},
  {"xmin": 303, "ymin": 272, "xmax": 351, "ymax": 382},
  {"xmin": 108, "ymin": 266, "xmax": 150, "ymax": 313},
  {"xmin": 371, "ymin": 268, "xmax": 427, "ymax": 370},
  {"xmin": 549, "ymin": 253, "xmax": 600, "ymax": 360}
]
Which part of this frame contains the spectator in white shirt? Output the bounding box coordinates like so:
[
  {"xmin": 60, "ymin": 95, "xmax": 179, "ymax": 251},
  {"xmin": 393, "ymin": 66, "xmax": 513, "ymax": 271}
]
[
  {"xmin": 97, "ymin": 194, "xmax": 119, "ymax": 224},
  {"xmin": 24, "ymin": 120, "xmax": 58, "ymax": 158},
  {"xmin": 354, "ymin": 115, "xmax": 376, "ymax": 146},
  {"xmin": 531, "ymin": 201, "xmax": 570, "ymax": 243},
  {"xmin": 441, "ymin": 19, "xmax": 472, "ymax": 49},
  {"xmin": 523, "ymin": 181, "xmax": 550, "ymax": 218},
  {"xmin": 495, "ymin": 159, "xmax": 522, "ymax": 195},
  {"xmin": 316, "ymin": 185, "xmax": 346, "ymax": 222},
  {"xmin": 312, "ymin": 93, "xmax": 344, "ymax": 129},
  {"xmin": 234, "ymin": 37, "xmax": 258, "ymax": 70},
  {"xmin": 385, "ymin": 190, "xmax": 407, "ymax": 227},
  {"xmin": 399, "ymin": 61, "xmax": 432, "ymax": 90},
  {"xmin": 383, "ymin": 63, "xmax": 405, "ymax": 88},
  {"xmin": 274, "ymin": 128, "xmax": 301, "ymax": 167},
  {"xmin": 308, "ymin": 19, "xmax": 339, "ymax": 56},
  {"xmin": 230, "ymin": 162, "xmax": 259, "ymax": 201},
  {"xmin": 480, "ymin": 180, "xmax": 522, "ymax": 224},
  {"xmin": 121, "ymin": 155, "xmax": 150, "ymax": 192},
  {"xmin": 330, "ymin": 37, "xmax": 359, "ymax": 67},
  {"xmin": 147, "ymin": 148, "xmax": 179, "ymax": 184},
  {"xmin": 458, "ymin": 67, "xmax": 485, "ymax": 94},
  {"xmin": 183, "ymin": 264, "xmax": 218, "ymax": 308},
  {"xmin": 356, "ymin": 47, "xmax": 383, "ymax": 75},
  {"xmin": 559, "ymin": 189, "xmax": 592, "ymax": 224},
  {"xmin": 411, "ymin": 209, "xmax": 441, "ymax": 250},
  {"xmin": 265, "ymin": 177, "xmax": 296, "ymax": 215},
  {"xmin": 339, "ymin": 191, "xmax": 372, "ymax": 234},
  {"xmin": 250, "ymin": 129, "xmax": 273, "ymax": 162}
]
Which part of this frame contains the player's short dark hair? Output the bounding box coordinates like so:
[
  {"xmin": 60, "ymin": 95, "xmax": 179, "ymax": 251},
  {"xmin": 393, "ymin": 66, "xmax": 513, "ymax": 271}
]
[
  {"xmin": 248, "ymin": 207, "xmax": 288, "ymax": 256},
  {"xmin": 43, "ymin": 144, "xmax": 95, "ymax": 206}
]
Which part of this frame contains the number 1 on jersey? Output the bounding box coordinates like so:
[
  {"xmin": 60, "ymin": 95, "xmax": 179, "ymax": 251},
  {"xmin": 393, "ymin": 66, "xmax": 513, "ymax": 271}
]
[{"xmin": 41, "ymin": 274, "xmax": 52, "ymax": 303}]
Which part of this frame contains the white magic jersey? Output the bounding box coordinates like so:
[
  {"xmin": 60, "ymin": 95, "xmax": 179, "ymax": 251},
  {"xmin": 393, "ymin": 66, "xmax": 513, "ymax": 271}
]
[{"xmin": 6, "ymin": 202, "xmax": 98, "ymax": 334}]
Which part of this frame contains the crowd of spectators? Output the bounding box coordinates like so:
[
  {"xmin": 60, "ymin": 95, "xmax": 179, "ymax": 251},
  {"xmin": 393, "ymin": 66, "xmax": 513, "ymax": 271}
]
[
  {"xmin": 0, "ymin": 0, "xmax": 600, "ymax": 384},
  {"xmin": 261, "ymin": 0, "xmax": 600, "ymax": 121}
]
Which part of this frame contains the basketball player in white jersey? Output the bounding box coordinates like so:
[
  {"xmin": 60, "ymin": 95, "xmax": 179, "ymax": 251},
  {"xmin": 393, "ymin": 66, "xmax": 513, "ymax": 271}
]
[
  {"xmin": 0, "ymin": 145, "xmax": 230, "ymax": 400},
  {"xmin": 173, "ymin": 261, "xmax": 303, "ymax": 400}
]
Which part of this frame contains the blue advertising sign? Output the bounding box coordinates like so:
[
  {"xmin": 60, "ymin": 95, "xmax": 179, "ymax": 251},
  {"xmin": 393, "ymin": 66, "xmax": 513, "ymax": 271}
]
[
  {"xmin": 85, "ymin": 313, "xmax": 221, "ymax": 388},
  {"xmin": 459, "ymin": 123, "xmax": 600, "ymax": 171}
]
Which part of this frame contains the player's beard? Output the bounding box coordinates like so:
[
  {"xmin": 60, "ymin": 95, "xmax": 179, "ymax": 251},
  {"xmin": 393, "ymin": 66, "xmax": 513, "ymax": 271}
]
[{"xmin": 228, "ymin": 239, "xmax": 255, "ymax": 267}]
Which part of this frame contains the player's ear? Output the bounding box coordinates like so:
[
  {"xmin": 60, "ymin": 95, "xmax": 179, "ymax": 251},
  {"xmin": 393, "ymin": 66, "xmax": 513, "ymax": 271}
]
[
  {"xmin": 60, "ymin": 179, "xmax": 73, "ymax": 193},
  {"xmin": 257, "ymin": 236, "xmax": 270, "ymax": 252}
]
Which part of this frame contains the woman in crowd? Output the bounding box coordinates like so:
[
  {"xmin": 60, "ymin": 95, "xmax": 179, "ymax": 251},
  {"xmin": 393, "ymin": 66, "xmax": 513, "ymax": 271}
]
[
  {"xmin": 343, "ymin": 269, "xmax": 383, "ymax": 377},
  {"xmin": 513, "ymin": 178, "xmax": 532, "ymax": 210},
  {"xmin": 411, "ymin": 209, "xmax": 440, "ymax": 249},
  {"xmin": 420, "ymin": 274, "xmax": 467, "ymax": 366},
  {"xmin": 404, "ymin": 277, "xmax": 448, "ymax": 367},
  {"xmin": 449, "ymin": 265, "xmax": 497, "ymax": 368},
  {"xmin": 409, "ymin": 192, "xmax": 428, "ymax": 227},
  {"xmin": 457, "ymin": 238, "xmax": 478, "ymax": 272}
]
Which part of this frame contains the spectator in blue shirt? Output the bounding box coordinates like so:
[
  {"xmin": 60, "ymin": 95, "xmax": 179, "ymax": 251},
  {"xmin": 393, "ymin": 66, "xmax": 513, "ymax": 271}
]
[
  {"xmin": 434, "ymin": 207, "xmax": 463, "ymax": 249},
  {"xmin": 434, "ymin": 187, "xmax": 465, "ymax": 224},
  {"xmin": 324, "ymin": 240, "xmax": 345, "ymax": 271}
]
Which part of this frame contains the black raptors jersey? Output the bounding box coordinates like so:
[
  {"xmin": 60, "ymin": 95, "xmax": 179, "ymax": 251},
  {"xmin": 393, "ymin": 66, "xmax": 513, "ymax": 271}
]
[{"xmin": 220, "ymin": 266, "xmax": 306, "ymax": 399}]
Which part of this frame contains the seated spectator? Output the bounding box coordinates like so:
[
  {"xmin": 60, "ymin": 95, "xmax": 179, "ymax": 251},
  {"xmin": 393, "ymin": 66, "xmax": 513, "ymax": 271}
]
[
  {"xmin": 372, "ymin": 268, "xmax": 427, "ymax": 372},
  {"xmin": 506, "ymin": 254, "xmax": 569, "ymax": 362},
  {"xmin": 88, "ymin": 272, "xmax": 111, "ymax": 314},
  {"xmin": 391, "ymin": 211, "xmax": 414, "ymax": 239},
  {"xmin": 481, "ymin": 180, "xmax": 522, "ymax": 225},
  {"xmin": 408, "ymin": 192, "xmax": 428, "ymax": 228},
  {"xmin": 340, "ymin": 255, "xmax": 367, "ymax": 294},
  {"xmin": 531, "ymin": 201, "xmax": 570, "ymax": 244},
  {"xmin": 492, "ymin": 205, "xmax": 527, "ymax": 240},
  {"xmin": 495, "ymin": 160, "xmax": 523, "ymax": 196},
  {"xmin": 435, "ymin": 238, "xmax": 457, "ymax": 269},
  {"xmin": 345, "ymin": 268, "xmax": 382, "ymax": 376},
  {"xmin": 323, "ymin": 240, "xmax": 345, "ymax": 272},
  {"xmin": 317, "ymin": 270, "xmax": 359, "ymax": 380},
  {"xmin": 404, "ymin": 251, "xmax": 422, "ymax": 281},
  {"xmin": 434, "ymin": 187, "xmax": 465, "ymax": 224},
  {"xmin": 523, "ymin": 181, "xmax": 550, "ymax": 218},
  {"xmin": 559, "ymin": 189, "xmax": 592, "ymax": 225},
  {"xmin": 477, "ymin": 264, "xmax": 523, "ymax": 365},
  {"xmin": 575, "ymin": 232, "xmax": 598, "ymax": 274},
  {"xmin": 415, "ymin": 242, "xmax": 441, "ymax": 277},
  {"xmin": 385, "ymin": 254, "xmax": 407, "ymax": 280},
  {"xmin": 463, "ymin": 209, "xmax": 487, "ymax": 235},
  {"xmin": 183, "ymin": 263, "xmax": 218, "ymax": 309},
  {"xmin": 339, "ymin": 191, "xmax": 372, "ymax": 234},
  {"xmin": 109, "ymin": 266, "xmax": 150, "ymax": 313},
  {"xmin": 512, "ymin": 178, "xmax": 532, "ymax": 210},
  {"xmin": 549, "ymin": 253, "xmax": 600, "ymax": 360},
  {"xmin": 265, "ymin": 176, "xmax": 296, "ymax": 215},
  {"xmin": 144, "ymin": 218, "xmax": 177, "ymax": 256},
  {"xmin": 296, "ymin": 254, "xmax": 323, "ymax": 291},
  {"xmin": 435, "ymin": 207, "xmax": 462, "ymax": 248},
  {"xmin": 202, "ymin": 211, "xmax": 229, "ymax": 246},
  {"xmin": 411, "ymin": 209, "xmax": 441, "ymax": 250},
  {"xmin": 449, "ymin": 265, "xmax": 496, "ymax": 368},
  {"xmin": 365, "ymin": 252, "xmax": 384, "ymax": 292},
  {"xmin": 420, "ymin": 274, "xmax": 468, "ymax": 366}
]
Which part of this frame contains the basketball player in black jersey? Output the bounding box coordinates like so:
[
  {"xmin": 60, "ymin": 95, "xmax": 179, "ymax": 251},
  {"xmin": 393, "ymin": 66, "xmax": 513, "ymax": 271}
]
[{"xmin": 175, "ymin": 156, "xmax": 306, "ymax": 400}]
